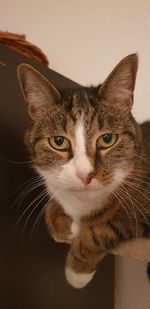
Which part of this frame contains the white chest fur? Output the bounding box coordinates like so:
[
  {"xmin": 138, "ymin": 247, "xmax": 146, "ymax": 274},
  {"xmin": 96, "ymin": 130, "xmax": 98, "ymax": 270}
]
[{"xmin": 54, "ymin": 188, "xmax": 106, "ymax": 222}]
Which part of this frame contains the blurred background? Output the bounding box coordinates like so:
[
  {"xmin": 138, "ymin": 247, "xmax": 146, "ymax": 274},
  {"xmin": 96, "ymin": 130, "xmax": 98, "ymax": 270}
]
[{"xmin": 0, "ymin": 1, "xmax": 150, "ymax": 308}]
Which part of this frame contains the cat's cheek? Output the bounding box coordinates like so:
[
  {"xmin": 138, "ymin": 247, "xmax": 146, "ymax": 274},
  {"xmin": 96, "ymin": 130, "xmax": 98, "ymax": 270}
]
[{"xmin": 65, "ymin": 268, "xmax": 95, "ymax": 288}]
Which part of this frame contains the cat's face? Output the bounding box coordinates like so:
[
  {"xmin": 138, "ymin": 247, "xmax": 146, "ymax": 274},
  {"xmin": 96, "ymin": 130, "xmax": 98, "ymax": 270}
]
[{"xmin": 18, "ymin": 54, "xmax": 141, "ymax": 209}]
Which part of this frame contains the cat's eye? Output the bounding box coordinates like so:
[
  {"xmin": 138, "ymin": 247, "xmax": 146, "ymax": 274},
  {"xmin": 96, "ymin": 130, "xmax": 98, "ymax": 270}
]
[
  {"xmin": 48, "ymin": 136, "xmax": 71, "ymax": 151},
  {"xmin": 97, "ymin": 133, "xmax": 118, "ymax": 149}
]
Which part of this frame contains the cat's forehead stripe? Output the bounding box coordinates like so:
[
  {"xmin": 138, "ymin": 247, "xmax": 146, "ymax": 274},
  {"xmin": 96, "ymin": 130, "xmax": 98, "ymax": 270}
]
[
  {"xmin": 74, "ymin": 118, "xmax": 93, "ymax": 174},
  {"xmin": 75, "ymin": 118, "xmax": 86, "ymax": 156}
]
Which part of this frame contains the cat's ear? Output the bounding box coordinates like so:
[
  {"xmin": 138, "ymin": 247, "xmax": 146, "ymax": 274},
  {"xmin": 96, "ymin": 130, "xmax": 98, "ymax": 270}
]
[
  {"xmin": 99, "ymin": 54, "xmax": 138, "ymax": 109},
  {"xmin": 17, "ymin": 64, "xmax": 60, "ymax": 120}
]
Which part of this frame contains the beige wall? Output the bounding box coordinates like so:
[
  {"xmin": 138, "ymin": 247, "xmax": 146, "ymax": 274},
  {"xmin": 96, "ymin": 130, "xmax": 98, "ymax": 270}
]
[
  {"xmin": 1, "ymin": 0, "xmax": 150, "ymax": 123},
  {"xmin": 1, "ymin": 0, "xmax": 150, "ymax": 308}
]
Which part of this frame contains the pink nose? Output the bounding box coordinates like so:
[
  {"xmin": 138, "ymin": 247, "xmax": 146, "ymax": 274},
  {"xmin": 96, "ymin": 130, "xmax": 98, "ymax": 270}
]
[{"xmin": 76, "ymin": 172, "xmax": 94, "ymax": 185}]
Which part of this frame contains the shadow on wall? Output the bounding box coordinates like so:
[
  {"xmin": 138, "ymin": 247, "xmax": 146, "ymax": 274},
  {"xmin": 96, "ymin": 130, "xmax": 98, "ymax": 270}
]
[{"xmin": 0, "ymin": 44, "xmax": 114, "ymax": 309}]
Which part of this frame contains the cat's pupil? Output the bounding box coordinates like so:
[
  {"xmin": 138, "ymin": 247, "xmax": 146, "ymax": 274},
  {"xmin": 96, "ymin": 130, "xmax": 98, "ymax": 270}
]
[
  {"xmin": 54, "ymin": 136, "xmax": 64, "ymax": 145},
  {"xmin": 103, "ymin": 134, "xmax": 112, "ymax": 143}
]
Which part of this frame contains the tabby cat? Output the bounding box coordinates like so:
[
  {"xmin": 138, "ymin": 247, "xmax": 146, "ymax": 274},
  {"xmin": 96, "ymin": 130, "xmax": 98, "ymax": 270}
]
[{"xmin": 17, "ymin": 54, "xmax": 150, "ymax": 288}]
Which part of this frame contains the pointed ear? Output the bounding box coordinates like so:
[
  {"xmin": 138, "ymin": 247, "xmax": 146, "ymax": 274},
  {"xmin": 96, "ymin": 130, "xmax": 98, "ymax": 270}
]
[
  {"xmin": 99, "ymin": 54, "xmax": 138, "ymax": 109},
  {"xmin": 17, "ymin": 63, "xmax": 60, "ymax": 120}
]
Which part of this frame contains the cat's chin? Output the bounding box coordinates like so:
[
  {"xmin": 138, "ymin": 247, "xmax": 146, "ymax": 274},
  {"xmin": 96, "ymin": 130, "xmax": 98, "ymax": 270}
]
[{"xmin": 69, "ymin": 187, "xmax": 100, "ymax": 200}]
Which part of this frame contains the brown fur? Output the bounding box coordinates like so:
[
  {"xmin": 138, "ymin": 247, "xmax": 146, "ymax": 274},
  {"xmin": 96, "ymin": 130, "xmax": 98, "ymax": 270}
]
[{"xmin": 17, "ymin": 54, "xmax": 150, "ymax": 286}]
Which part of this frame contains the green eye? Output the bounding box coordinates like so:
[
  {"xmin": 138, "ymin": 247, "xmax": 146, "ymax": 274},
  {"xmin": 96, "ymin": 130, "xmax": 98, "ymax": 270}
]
[
  {"xmin": 97, "ymin": 134, "xmax": 118, "ymax": 149},
  {"xmin": 48, "ymin": 136, "xmax": 70, "ymax": 151}
]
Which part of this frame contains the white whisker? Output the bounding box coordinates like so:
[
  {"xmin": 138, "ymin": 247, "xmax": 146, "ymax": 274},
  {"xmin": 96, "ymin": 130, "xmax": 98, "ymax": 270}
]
[
  {"xmin": 11, "ymin": 179, "xmax": 44, "ymax": 211},
  {"xmin": 111, "ymin": 189, "xmax": 134, "ymax": 235},
  {"xmin": 0, "ymin": 155, "xmax": 37, "ymax": 165},
  {"xmin": 13, "ymin": 189, "xmax": 47, "ymax": 232},
  {"xmin": 29, "ymin": 186, "xmax": 63, "ymax": 241},
  {"xmin": 118, "ymin": 185, "xmax": 141, "ymax": 237},
  {"xmin": 21, "ymin": 191, "xmax": 48, "ymax": 242},
  {"xmin": 9, "ymin": 175, "xmax": 42, "ymax": 198},
  {"xmin": 123, "ymin": 180, "xmax": 150, "ymax": 204}
]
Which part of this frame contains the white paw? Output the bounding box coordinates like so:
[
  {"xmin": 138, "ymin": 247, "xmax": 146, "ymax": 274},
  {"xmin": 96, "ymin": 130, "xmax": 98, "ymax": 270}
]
[
  {"xmin": 65, "ymin": 268, "xmax": 95, "ymax": 288},
  {"xmin": 53, "ymin": 236, "xmax": 71, "ymax": 244},
  {"xmin": 68, "ymin": 222, "xmax": 79, "ymax": 240}
]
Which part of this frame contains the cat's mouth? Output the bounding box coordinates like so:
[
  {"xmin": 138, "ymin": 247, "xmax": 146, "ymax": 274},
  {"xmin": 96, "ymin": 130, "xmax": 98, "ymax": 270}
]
[
  {"xmin": 69, "ymin": 185, "xmax": 101, "ymax": 199},
  {"xmin": 70, "ymin": 186, "xmax": 98, "ymax": 192},
  {"xmin": 67, "ymin": 178, "xmax": 104, "ymax": 195}
]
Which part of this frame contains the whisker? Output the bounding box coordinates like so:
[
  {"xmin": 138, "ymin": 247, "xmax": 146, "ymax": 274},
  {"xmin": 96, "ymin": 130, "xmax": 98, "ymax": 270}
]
[
  {"xmin": 21, "ymin": 191, "xmax": 48, "ymax": 242},
  {"xmin": 118, "ymin": 185, "xmax": 141, "ymax": 237},
  {"xmin": 9, "ymin": 175, "xmax": 42, "ymax": 198},
  {"xmin": 130, "ymin": 197, "xmax": 150, "ymax": 228},
  {"xmin": 111, "ymin": 189, "xmax": 134, "ymax": 235},
  {"xmin": 123, "ymin": 180, "xmax": 150, "ymax": 204},
  {"xmin": 28, "ymin": 187, "xmax": 63, "ymax": 241},
  {"xmin": 134, "ymin": 154, "xmax": 150, "ymax": 163},
  {"xmin": 30, "ymin": 201, "xmax": 49, "ymax": 239},
  {"xmin": 126, "ymin": 175, "xmax": 150, "ymax": 190},
  {"xmin": 128, "ymin": 172, "xmax": 150, "ymax": 181},
  {"xmin": 122, "ymin": 184, "xmax": 150, "ymax": 227},
  {"xmin": 10, "ymin": 179, "xmax": 44, "ymax": 210},
  {"xmin": 127, "ymin": 174, "xmax": 150, "ymax": 184},
  {"xmin": 12, "ymin": 189, "xmax": 47, "ymax": 232},
  {"xmin": 29, "ymin": 201, "xmax": 48, "ymax": 240},
  {"xmin": 0, "ymin": 155, "xmax": 37, "ymax": 165},
  {"xmin": 123, "ymin": 153, "xmax": 150, "ymax": 164}
]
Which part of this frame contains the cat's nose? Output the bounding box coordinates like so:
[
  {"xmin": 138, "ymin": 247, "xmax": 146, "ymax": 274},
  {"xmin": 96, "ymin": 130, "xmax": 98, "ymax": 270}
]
[{"xmin": 76, "ymin": 172, "xmax": 94, "ymax": 185}]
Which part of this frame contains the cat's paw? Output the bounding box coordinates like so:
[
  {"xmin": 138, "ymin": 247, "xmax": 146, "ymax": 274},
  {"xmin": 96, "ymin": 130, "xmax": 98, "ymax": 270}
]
[
  {"xmin": 52, "ymin": 222, "xmax": 79, "ymax": 244},
  {"xmin": 68, "ymin": 222, "xmax": 79, "ymax": 241},
  {"xmin": 65, "ymin": 268, "xmax": 95, "ymax": 288},
  {"xmin": 53, "ymin": 236, "xmax": 71, "ymax": 244}
]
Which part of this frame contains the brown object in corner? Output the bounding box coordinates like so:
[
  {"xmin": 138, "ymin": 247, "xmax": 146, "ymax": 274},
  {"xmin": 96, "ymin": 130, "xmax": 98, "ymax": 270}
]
[{"xmin": 0, "ymin": 31, "xmax": 49, "ymax": 65}]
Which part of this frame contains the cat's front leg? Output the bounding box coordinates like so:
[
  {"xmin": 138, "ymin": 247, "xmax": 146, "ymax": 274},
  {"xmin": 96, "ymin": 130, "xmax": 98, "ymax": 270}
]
[
  {"xmin": 65, "ymin": 225, "xmax": 109, "ymax": 288},
  {"xmin": 45, "ymin": 202, "xmax": 79, "ymax": 243}
]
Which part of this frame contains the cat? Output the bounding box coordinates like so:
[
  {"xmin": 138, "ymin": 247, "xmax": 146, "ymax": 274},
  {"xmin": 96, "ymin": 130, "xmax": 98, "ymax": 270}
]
[{"xmin": 17, "ymin": 54, "xmax": 150, "ymax": 289}]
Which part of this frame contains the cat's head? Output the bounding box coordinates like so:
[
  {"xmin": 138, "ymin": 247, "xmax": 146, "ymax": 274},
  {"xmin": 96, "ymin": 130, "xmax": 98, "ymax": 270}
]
[{"xmin": 17, "ymin": 54, "xmax": 141, "ymax": 206}]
